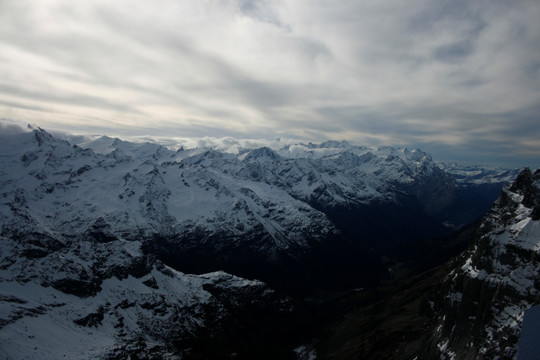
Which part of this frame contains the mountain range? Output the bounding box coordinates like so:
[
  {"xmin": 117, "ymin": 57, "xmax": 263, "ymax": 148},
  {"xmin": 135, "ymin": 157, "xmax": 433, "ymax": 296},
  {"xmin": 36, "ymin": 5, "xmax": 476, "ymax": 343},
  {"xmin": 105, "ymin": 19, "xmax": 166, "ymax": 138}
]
[{"xmin": 0, "ymin": 124, "xmax": 533, "ymax": 359}]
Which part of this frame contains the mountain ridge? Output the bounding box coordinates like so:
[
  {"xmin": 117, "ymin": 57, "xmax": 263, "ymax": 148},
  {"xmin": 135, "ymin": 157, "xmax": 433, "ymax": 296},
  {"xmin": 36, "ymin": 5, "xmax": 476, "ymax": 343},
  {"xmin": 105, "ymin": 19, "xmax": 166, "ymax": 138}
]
[
  {"xmin": 1, "ymin": 126, "xmax": 520, "ymax": 293},
  {"xmin": 0, "ymin": 124, "xmax": 525, "ymax": 358}
]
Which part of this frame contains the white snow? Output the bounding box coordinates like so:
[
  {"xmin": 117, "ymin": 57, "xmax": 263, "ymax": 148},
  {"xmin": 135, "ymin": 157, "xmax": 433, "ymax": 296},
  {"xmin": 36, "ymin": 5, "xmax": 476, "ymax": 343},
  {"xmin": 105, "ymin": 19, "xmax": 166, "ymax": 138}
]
[
  {"xmin": 294, "ymin": 344, "xmax": 317, "ymax": 360},
  {"xmin": 437, "ymin": 339, "xmax": 457, "ymax": 360}
]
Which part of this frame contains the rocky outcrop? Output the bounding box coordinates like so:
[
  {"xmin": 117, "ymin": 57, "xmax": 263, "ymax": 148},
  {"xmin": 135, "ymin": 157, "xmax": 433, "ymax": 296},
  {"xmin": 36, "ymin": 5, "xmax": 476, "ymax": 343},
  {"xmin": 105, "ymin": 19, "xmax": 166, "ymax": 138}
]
[{"xmin": 421, "ymin": 168, "xmax": 540, "ymax": 359}]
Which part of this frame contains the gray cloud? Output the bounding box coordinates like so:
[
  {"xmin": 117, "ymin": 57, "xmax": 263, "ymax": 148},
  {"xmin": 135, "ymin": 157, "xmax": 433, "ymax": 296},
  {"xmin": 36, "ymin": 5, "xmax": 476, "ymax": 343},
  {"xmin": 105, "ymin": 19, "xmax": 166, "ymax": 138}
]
[
  {"xmin": 0, "ymin": 120, "xmax": 29, "ymax": 138},
  {"xmin": 237, "ymin": 0, "xmax": 290, "ymax": 29},
  {"xmin": 0, "ymin": 0, "xmax": 539, "ymax": 168},
  {"xmin": 433, "ymin": 39, "xmax": 474, "ymax": 63}
]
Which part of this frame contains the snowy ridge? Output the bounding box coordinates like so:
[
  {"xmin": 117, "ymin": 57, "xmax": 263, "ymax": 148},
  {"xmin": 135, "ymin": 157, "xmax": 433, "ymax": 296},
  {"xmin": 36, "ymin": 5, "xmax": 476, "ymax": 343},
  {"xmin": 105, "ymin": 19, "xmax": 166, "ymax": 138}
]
[
  {"xmin": 440, "ymin": 162, "xmax": 520, "ymax": 186},
  {"xmin": 0, "ymin": 126, "xmax": 457, "ymax": 256},
  {"xmin": 0, "ymin": 224, "xmax": 301, "ymax": 360}
]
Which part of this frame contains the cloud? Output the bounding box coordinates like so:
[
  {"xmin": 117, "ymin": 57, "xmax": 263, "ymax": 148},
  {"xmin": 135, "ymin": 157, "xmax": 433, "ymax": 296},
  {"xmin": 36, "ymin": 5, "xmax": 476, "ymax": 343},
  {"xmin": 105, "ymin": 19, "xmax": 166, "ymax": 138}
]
[
  {"xmin": 0, "ymin": 0, "xmax": 539, "ymax": 167},
  {"xmin": 0, "ymin": 119, "xmax": 30, "ymax": 138}
]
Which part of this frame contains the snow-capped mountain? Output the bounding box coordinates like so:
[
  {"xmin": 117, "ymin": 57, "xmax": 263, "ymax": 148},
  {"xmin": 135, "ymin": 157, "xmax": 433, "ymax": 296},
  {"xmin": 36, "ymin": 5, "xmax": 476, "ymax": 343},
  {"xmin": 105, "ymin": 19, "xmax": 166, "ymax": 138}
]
[
  {"xmin": 0, "ymin": 124, "xmax": 523, "ymax": 358},
  {"xmin": 441, "ymin": 162, "xmax": 521, "ymax": 187},
  {"xmin": 421, "ymin": 167, "xmax": 540, "ymax": 359},
  {"xmin": 0, "ymin": 125, "xmax": 470, "ymax": 294},
  {"xmin": 436, "ymin": 163, "xmax": 521, "ymax": 229},
  {"xmin": 0, "ymin": 127, "xmax": 314, "ymax": 359}
]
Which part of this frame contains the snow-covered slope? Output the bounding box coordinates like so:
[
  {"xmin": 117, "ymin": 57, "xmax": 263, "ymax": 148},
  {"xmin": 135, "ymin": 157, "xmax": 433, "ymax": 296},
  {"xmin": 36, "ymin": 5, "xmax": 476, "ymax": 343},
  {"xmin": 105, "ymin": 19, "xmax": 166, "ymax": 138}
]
[
  {"xmin": 423, "ymin": 168, "xmax": 540, "ymax": 359},
  {"xmin": 0, "ymin": 127, "xmax": 312, "ymax": 359},
  {"xmin": 0, "ymin": 240, "xmax": 303, "ymax": 359}
]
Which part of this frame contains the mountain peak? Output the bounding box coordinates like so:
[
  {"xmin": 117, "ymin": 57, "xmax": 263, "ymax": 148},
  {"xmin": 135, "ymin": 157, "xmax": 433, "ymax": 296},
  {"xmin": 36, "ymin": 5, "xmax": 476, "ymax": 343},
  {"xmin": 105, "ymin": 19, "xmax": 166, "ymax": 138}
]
[
  {"xmin": 31, "ymin": 126, "xmax": 55, "ymax": 146},
  {"xmin": 244, "ymin": 146, "xmax": 281, "ymax": 161},
  {"xmin": 318, "ymin": 140, "xmax": 351, "ymax": 149},
  {"xmin": 507, "ymin": 168, "xmax": 540, "ymax": 214}
]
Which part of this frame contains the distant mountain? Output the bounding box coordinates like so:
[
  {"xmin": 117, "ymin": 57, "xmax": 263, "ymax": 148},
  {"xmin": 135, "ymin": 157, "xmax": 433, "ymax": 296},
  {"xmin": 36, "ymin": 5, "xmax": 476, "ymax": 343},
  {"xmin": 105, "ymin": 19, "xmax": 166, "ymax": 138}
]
[
  {"xmin": 441, "ymin": 162, "xmax": 521, "ymax": 186},
  {"xmin": 437, "ymin": 163, "xmax": 522, "ymax": 229}
]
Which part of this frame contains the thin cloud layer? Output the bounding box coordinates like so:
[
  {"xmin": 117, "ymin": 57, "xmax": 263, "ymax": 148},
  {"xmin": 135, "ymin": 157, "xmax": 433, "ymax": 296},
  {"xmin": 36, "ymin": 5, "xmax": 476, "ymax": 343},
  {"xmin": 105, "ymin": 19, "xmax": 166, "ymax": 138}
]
[{"xmin": 0, "ymin": 0, "xmax": 539, "ymax": 167}]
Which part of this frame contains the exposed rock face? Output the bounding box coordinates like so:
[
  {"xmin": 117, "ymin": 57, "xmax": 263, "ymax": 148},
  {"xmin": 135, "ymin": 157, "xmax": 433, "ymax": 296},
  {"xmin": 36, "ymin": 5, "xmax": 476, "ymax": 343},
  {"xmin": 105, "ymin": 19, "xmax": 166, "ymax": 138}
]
[{"xmin": 422, "ymin": 168, "xmax": 540, "ymax": 359}]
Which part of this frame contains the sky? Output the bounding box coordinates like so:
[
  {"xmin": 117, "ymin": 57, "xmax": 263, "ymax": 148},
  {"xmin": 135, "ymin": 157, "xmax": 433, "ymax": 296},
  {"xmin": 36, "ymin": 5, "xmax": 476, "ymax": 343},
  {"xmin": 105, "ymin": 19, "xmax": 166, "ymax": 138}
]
[{"xmin": 0, "ymin": 0, "xmax": 539, "ymax": 168}]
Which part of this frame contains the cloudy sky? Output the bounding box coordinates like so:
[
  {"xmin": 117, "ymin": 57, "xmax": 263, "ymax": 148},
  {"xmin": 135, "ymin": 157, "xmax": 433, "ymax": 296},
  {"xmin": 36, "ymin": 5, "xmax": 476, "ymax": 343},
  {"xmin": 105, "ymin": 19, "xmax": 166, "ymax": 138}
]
[{"xmin": 1, "ymin": 0, "xmax": 539, "ymax": 167}]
